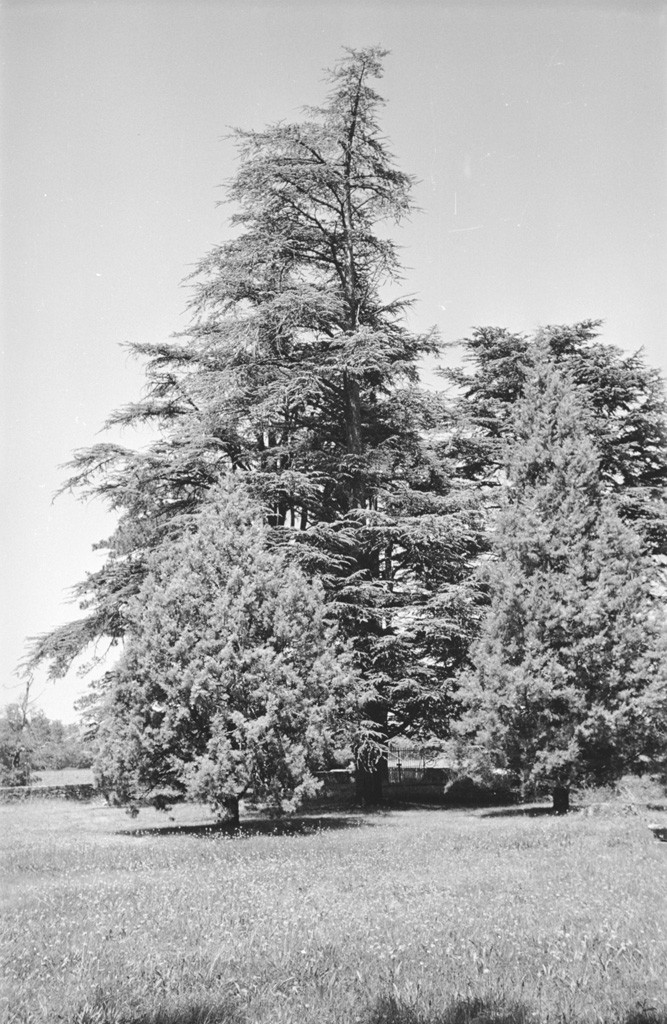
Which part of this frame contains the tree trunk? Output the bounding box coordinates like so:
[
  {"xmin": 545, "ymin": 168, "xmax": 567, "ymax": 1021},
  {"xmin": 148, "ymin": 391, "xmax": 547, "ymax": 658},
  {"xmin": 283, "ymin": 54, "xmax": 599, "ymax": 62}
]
[
  {"xmin": 355, "ymin": 757, "xmax": 387, "ymax": 805},
  {"xmin": 355, "ymin": 698, "xmax": 387, "ymax": 805},
  {"xmin": 343, "ymin": 373, "xmax": 363, "ymax": 452},
  {"xmin": 552, "ymin": 785, "xmax": 570, "ymax": 814},
  {"xmin": 220, "ymin": 796, "xmax": 240, "ymax": 830},
  {"xmin": 340, "ymin": 371, "xmax": 366, "ymax": 510}
]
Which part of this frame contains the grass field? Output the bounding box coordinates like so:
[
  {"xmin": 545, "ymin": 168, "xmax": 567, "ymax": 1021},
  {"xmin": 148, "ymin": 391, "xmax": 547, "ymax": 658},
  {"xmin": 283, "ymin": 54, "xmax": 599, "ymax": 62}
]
[
  {"xmin": 2, "ymin": 793, "xmax": 667, "ymax": 1024},
  {"xmin": 25, "ymin": 768, "xmax": 94, "ymax": 788}
]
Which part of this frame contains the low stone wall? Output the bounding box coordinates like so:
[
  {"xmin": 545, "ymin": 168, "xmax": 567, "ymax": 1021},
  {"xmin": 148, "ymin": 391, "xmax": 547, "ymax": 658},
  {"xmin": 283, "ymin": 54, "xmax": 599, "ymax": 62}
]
[{"xmin": 0, "ymin": 783, "xmax": 98, "ymax": 804}]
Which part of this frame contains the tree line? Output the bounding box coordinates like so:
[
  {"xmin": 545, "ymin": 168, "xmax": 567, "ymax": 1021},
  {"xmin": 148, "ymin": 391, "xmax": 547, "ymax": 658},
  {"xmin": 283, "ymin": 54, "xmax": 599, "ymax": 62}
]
[
  {"xmin": 25, "ymin": 47, "xmax": 667, "ymax": 820},
  {"xmin": 0, "ymin": 705, "xmax": 94, "ymax": 787}
]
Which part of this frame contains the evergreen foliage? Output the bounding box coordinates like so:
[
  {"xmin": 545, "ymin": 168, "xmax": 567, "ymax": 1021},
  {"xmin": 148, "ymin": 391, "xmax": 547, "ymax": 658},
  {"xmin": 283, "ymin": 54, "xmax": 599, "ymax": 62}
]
[
  {"xmin": 94, "ymin": 480, "xmax": 358, "ymax": 822},
  {"xmin": 23, "ymin": 49, "xmax": 667, "ymax": 811},
  {"xmin": 444, "ymin": 321, "xmax": 667, "ymax": 554},
  {"xmin": 451, "ymin": 350, "xmax": 667, "ymax": 809},
  {"xmin": 27, "ymin": 48, "xmax": 482, "ymax": 800}
]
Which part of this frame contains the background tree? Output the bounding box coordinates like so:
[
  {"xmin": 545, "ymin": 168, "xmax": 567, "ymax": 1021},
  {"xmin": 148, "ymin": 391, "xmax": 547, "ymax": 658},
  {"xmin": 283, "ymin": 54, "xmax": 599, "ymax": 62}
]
[
  {"xmin": 0, "ymin": 705, "xmax": 93, "ymax": 786},
  {"xmin": 451, "ymin": 351, "xmax": 667, "ymax": 811},
  {"xmin": 444, "ymin": 320, "xmax": 667, "ymax": 554},
  {"xmin": 94, "ymin": 479, "xmax": 359, "ymax": 826},
  {"xmin": 29, "ymin": 47, "xmax": 481, "ymax": 802},
  {"xmin": 26, "ymin": 714, "xmax": 95, "ymax": 772},
  {"xmin": 0, "ymin": 703, "xmax": 31, "ymax": 786}
]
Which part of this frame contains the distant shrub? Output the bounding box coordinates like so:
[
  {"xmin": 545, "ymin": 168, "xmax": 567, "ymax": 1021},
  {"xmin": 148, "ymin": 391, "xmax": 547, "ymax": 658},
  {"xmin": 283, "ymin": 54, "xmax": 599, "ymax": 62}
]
[{"xmin": 444, "ymin": 773, "xmax": 517, "ymax": 807}]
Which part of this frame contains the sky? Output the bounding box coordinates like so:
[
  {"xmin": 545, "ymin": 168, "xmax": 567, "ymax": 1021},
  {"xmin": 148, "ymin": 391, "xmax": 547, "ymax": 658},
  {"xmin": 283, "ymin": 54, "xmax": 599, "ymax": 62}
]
[{"xmin": 2, "ymin": 0, "xmax": 666, "ymax": 722}]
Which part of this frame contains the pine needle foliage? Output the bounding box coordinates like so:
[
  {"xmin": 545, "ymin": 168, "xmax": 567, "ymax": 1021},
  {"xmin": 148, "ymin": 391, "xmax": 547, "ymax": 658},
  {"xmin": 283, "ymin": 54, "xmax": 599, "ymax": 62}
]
[
  {"xmin": 452, "ymin": 349, "xmax": 667, "ymax": 809},
  {"xmin": 94, "ymin": 479, "xmax": 358, "ymax": 822},
  {"xmin": 444, "ymin": 320, "xmax": 667, "ymax": 555},
  {"xmin": 27, "ymin": 48, "xmax": 482, "ymax": 799}
]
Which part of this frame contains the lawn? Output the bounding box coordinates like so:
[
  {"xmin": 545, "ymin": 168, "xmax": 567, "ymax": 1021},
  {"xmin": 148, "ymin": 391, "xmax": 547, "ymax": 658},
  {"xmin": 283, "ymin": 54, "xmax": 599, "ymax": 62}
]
[
  {"xmin": 26, "ymin": 769, "xmax": 94, "ymax": 788},
  {"xmin": 2, "ymin": 794, "xmax": 667, "ymax": 1024}
]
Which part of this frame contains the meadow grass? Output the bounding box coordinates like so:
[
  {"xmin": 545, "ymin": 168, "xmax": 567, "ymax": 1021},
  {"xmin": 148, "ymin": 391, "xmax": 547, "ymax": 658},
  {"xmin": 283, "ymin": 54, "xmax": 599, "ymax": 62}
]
[
  {"xmin": 2, "ymin": 794, "xmax": 667, "ymax": 1024},
  {"xmin": 26, "ymin": 769, "xmax": 94, "ymax": 788}
]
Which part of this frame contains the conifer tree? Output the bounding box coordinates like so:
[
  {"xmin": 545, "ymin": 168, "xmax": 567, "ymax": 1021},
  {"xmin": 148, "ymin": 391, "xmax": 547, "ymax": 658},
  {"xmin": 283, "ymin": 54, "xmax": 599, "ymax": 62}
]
[
  {"xmin": 29, "ymin": 48, "xmax": 481, "ymax": 801},
  {"xmin": 94, "ymin": 480, "xmax": 358, "ymax": 825},
  {"xmin": 452, "ymin": 351, "xmax": 667, "ymax": 811},
  {"xmin": 444, "ymin": 321, "xmax": 667, "ymax": 555}
]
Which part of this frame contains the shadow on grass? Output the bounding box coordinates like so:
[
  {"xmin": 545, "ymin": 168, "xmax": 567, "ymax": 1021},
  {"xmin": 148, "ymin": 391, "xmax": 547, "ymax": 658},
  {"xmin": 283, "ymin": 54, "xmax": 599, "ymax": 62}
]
[
  {"xmin": 361, "ymin": 995, "xmax": 667, "ymax": 1024},
  {"xmin": 362, "ymin": 995, "xmax": 534, "ymax": 1024},
  {"xmin": 71, "ymin": 992, "xmax": 667, "ymax": 1024},
  {"xmin": 624, "ymin": 1011, "xmax": 667, "ymax": 1024},
  {"xmin": 116, "ymin": 812, "xmax": 373, "ymax": 839},
  {"xmin": 141, "ymin": 999, "xmax": 245, "ymax": 1024},
  {"xmin": 476, "ymin": 804, "xmax": 565, "ymax": 819}
]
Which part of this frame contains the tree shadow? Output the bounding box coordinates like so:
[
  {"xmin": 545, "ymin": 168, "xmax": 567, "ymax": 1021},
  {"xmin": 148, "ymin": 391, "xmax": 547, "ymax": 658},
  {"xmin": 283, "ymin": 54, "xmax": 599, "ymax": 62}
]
[
  {"xmin": 361, "ymin": 995, "xmax": 667, "ymax": 1024},
  {"xmin": 624, "ymin": 1010, "xmax": 667, "ymax": 1024},
  {"xmin": 116, "ymin": 812, "xmax": 374, "ymax": 839},
  {"xmin": 362, "ymin": 994, "xmax": 536, "ymax": 1024},
  {"xmin": 476, "ymin": 804, "xmax": 567, "ymax": 819},
  {"xmin": 140, "ymin": 999, "xmax": 245, "ymax": 1024},
  {"xmin": 381, "ymin": 801, "xmax": 499, "ymax": 813},
  {"xmin": 72, "ymin": 991, "xmax": 667, "ymax": 1024}
]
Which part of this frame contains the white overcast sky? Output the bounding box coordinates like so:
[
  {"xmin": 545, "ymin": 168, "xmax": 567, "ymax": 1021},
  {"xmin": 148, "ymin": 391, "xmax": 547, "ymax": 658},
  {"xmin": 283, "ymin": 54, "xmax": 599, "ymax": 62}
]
[{"xmin": 2, "ymin": 0, "xmax": 666, "ymax": 721}]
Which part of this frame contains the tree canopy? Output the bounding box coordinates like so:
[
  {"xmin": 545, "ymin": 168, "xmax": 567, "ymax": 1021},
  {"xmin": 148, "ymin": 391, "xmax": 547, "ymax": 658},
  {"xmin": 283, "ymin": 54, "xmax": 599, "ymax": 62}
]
[
  {"xmin": 28, "ymin": 47, "xmax": 482, "ymax": 801},
  {"xmin": 444, "ymin": 321, "xmax": 667, "ymax": 554},
  {"xmin": 451, "ymin": 349, "xmax": 667, "ymax": 810},
  {"xmin": 94, "ymin": 480, "xmax": 358, "ymax": 823},
  {"xmin": 23, "ymin": 49, "xmax": 667, "ymax": 811}
]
